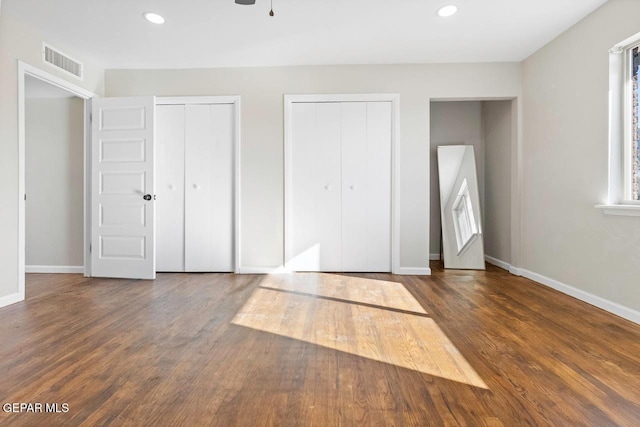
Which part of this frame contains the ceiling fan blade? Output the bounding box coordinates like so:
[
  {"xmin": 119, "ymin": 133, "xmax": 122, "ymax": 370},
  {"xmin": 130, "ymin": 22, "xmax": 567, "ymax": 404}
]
[{"xmin": 235, "ymin": 0, "xmax": 256, "ymax": 4}]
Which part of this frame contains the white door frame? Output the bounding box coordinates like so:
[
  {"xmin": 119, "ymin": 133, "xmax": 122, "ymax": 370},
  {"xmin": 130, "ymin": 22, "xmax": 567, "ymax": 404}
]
[
  {"xmin": 283, "ymin": 93, "xmax": 401, "ymax": 274},
  {"xmin": 156, "ymin": 96, "xmax": 242, "ymax": 274},
  {"xmin": 17, "ymin": 61, "xmax": 96, "ymax": 300}
]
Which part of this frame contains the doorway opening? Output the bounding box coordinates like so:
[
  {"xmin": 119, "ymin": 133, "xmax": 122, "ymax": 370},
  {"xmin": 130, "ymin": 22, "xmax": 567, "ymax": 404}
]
[
  {"xmin": 18, "ymin": 62, "xmax": 95, "ymax": 301},
  {"xmin": 430, "ymin": 99, "xmax": 520, "ymax": 272}
]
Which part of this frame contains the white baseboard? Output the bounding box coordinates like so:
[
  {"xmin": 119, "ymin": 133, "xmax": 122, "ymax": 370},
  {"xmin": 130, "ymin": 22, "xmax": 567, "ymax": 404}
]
[
  {"xmin": 521, "ymin": 269, "xmax": 640, "ymax": 326},
  {"xmin": 394, "ymin": 267, "xmax": 431, "ymax": 276},
  {"xmin": 509, "ymin": 266, "xmax": 523, "ymax": 276},
  {"xmin": 484, "ymin": 255, "xmax": 511, "ymax": 271},
  {"xmin": 240, "ymin": 266, "xmax": 432, "ymax": 275},
  {"xmin": 0, "ymin": 292, "xmax": 23, "ymax": 308},
  {"xmin": 429, "ymin": 253, "xmax": 441, "ymax": 261},
  {"xmin": 238, "ymin": 266, "xmax": 288, "ymax": 274},
  {"xmin": 26, "ymin": 265, "xmax": 84, "ymax": 274}
]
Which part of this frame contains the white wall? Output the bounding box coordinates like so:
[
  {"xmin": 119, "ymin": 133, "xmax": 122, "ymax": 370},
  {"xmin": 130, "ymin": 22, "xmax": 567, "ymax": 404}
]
[
  {"xmin": 0, "ymin": 11, "xmax": 104, "ymax": 304},
  {"xmin": 483, "ymin": 101, "xmax": 512, "ymax": 264},
  {"xmin": 25, "ymin": 97, "xmax": 84, "ymax": 268},
  {"xmin": 522, "ymin": 0, "xmax": 640, "ymax": 313},
  {"xmin": 430, "ymin": 101, "xmax": 484, "ymax": 257},
  {"xmin": 106, "ymin": 64, "xmax": 522, "ymax": 272}
]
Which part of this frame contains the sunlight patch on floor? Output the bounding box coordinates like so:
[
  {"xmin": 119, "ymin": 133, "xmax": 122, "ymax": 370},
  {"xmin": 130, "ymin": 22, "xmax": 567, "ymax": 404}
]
[
  {"xmin": 232, "ymin": 274, "xmax": 488, "ymax": 389},
  {"xmin": 261, "ymin": 272, "xmax": 427, "ymax": 315}
]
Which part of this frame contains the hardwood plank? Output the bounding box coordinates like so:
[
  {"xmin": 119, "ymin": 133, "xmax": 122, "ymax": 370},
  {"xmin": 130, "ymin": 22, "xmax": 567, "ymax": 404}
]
[{"xmin": 0, "ymin": 266, "xmax": 638, "ymax": 426}]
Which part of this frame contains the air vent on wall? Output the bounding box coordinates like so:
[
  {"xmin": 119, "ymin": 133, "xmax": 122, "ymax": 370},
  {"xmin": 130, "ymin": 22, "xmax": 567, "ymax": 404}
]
[{"xmin": 42, "ymin": 43, "xmax": 83, "ymax": 80}]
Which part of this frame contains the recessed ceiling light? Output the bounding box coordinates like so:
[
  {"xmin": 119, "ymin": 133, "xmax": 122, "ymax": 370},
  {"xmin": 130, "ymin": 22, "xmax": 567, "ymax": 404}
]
[
  {"xmin": 437, "ymin": 5, "xmax": 458, "ymax": 17},
  {"xmin": 143, "ymin": 12, "xmax": 165, "ymax": 24}
]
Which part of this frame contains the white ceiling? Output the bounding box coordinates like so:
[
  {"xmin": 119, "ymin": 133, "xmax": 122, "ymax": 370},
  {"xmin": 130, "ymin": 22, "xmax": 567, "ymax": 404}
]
[{"xmin": 4, "ymin": 0, "xmax": 608, "ymax": 69}]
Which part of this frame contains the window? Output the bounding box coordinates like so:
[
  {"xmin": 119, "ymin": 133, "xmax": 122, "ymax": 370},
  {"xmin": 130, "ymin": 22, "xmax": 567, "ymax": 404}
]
[{"xmin": 598, "ymin": 33, "xmax": 640, "ymax": 216}]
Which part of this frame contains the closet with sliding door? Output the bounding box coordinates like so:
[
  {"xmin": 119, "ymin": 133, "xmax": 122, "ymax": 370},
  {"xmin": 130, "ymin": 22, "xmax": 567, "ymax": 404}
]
[{"xmin": 155, "ymin": 101, "xmax": 235, "ymax": 272}]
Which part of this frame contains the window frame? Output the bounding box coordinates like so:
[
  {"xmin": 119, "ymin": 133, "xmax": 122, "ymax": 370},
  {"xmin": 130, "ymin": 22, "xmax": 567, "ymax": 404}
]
[
  {"xmin": 596, "ymin": 33, "xmax": 640, "ymax": 216},
  {"xmin": 623, "ymin": 42, "xmax": 640, "ymax": 204}
]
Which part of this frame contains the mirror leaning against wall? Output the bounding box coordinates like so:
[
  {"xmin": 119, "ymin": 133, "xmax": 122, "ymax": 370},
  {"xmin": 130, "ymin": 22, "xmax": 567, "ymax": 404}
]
[{"xmin": 437, "ymin": 145, "xmax": 486, "ymax": 270}]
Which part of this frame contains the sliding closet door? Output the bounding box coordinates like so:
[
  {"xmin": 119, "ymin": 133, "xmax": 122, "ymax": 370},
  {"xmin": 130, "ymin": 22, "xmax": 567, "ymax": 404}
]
[
  {"xmin": 184, "ymin": 104, "xmax": 234, "ymax": 272},
  {"xmin": 290, "ymin": 102, "xmax": 342, "ymax": 271},
  {"xmin": 156, "ymin": 105, "xmax": 185, "ymax": 272}
]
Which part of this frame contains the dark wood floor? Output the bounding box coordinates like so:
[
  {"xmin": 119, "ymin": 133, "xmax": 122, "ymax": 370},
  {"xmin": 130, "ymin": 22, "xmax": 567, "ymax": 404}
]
[{"xmin": 1, "ymin": 264, "xmax": 639, "ymax": 426}]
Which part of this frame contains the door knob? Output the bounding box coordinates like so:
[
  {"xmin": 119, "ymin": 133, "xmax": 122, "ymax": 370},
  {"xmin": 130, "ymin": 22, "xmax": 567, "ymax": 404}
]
[
  {"xmin": 143, "ymin": 194, "xmax": 152, "ymax": 201},
  {"xmin": 324, "ymin": 185, "xmax": 331, "ymax": 191},
  {"xmin": 350, "ymin": 185, "xmax": 356, "ymax": 190}
]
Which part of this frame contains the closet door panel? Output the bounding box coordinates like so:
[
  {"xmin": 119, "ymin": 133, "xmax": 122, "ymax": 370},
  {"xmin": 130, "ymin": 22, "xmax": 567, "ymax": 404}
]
[
  {"xmin": 184, "ymin": 105, "xmax": 212, "ymax": 271},
  {"xmin": 314, "ymin": 103, "xmax": 343, "ymax": 271},
  {"xmin": 290, "ymin": 103, "xmax": 319, "ymax": 270},
  {"xmin": 207, "ymin": 104, "xmax": 234, "ymax": 271},
  {"xmin": 365, "ymin": 102, "xmax": 392, "ymax": 271},
  {"xmin": 341, "ymin": 102, "xmax": 369, "ymax": 271},
  {"xmin": 156, "ymin": 105, "xmax": 185, "ymax": 272},
  {"xmin": 184, "ymin": 104, "xmax": 234, "ymax": 272},
  {"xmin": 290, "ymin": 103, "xmax": 342, "ymax": 271}
]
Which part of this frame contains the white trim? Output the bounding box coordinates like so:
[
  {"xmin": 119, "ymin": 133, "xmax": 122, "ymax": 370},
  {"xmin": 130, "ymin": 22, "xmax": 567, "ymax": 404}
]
[
  {"xmin": 394, "ymin": 267, "xmax": 431, "ymax": 276},
  {"xmin": 429, "ymin": 253, "xmax": 441, "ymax": 261},
  {"xmin": 285, "ymin": 93, "xmax": 400, "ymax": 103},
  {"xmin": 19, "ymin": 62, "xmax": 94, "ymax": 98},
  {"xmin": 25, "ymin": 265, "xmax": 84, "ymax": 274},
  {"xmin": 0, "ymin": 292, "xmax": 22, "ymax": 309},
  {"xmin": 234, "ymin": 99, "xmax": 242, "ymax": 274},
  {"xmin": 238, "ymin": 266, "xmax": 288, "ymax": 275},
  {"xmin": 156, "ymin": 96, "xmax": 241, "ymax": 105},
  {"xmin": 283, "ymin": 93, "xmax": 401, "ymax": 274},
  {"xmin": 18, "ymin": 61, "xmax": 96, "ymax": 305},
  {"xmin": 595, "ymin": 204, "xmax": 640, "ymax": 217},
  {"xmin": 521, "ymin": 269, "xmax": 640, "ymax": 326},
  {"xmin": 484, "ymin": 255, "xmax": 511, "ymax": 271},
  {"xmin": 509, "ymin": 266, "xmax": 523, "ymax": 276},
  {"xmin": 156, "ymin": 96, "xmax": 242, "ymax": 274},
  {"xmin": 431, "ymin": 97, "xmax": 516, "ymax": 102},
  {"xmin": 84, "ymin": 99, "xmax": 92, "ymax": 277}
]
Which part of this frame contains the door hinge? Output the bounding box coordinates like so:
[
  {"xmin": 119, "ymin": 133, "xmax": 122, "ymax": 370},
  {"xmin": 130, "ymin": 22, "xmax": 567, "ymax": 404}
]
[
  {"xmin": 89, "ymin": 244, "xmax": 92, "ymax": 253},
  {"xmin": 24, "ymin": 194, "xmax": 26, "ymax": 201}
]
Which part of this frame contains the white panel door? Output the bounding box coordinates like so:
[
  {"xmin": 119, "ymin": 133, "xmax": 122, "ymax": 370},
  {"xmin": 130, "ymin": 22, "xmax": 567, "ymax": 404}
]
[
  {"xmin": 290, "ymin": 102, "xmax": 342, "ymax": 271},
  {"xmin": 156, "ymin": 105, "xmax": 185, "ymax": 272},
  {"xmin": 184, "ymin": 104, "xmax": 234, "ymax": 271},
  {"xmin": 91, "ymin": 97, "xmax": 156, "ymax": 279}
]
